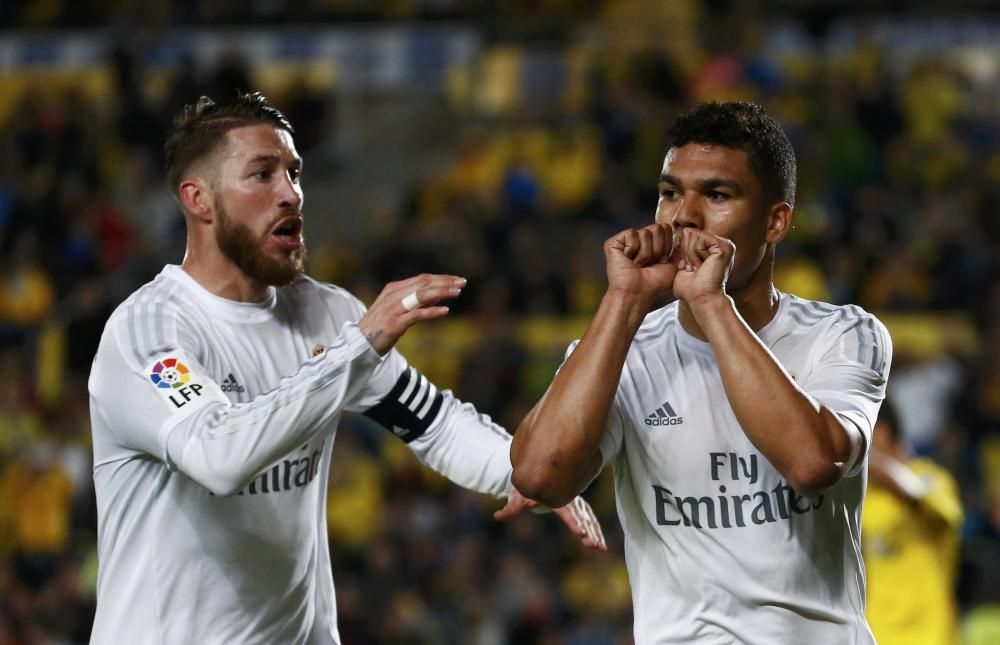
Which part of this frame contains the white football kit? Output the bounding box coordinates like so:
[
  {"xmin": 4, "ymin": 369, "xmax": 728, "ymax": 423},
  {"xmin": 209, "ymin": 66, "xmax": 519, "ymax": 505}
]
[
  {"xmin": 583, "ymin": 292, "xmax": 891, "ymax": 644},
  {"xmin": 88, "ymin": 265, "xmax": 514, "ymax": 644}
]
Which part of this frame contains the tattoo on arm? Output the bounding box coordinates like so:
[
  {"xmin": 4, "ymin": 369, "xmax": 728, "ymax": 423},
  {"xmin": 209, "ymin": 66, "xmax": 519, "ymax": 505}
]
[{"xmin": 365, "ymin": 329, "xmax": 384, "ymax": 347}]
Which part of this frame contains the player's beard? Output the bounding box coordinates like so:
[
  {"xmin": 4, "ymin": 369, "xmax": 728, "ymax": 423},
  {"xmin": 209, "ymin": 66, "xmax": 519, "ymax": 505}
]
[{"xmin": 214, "ymin": 200, "xmax": 308, "ymax": 287}]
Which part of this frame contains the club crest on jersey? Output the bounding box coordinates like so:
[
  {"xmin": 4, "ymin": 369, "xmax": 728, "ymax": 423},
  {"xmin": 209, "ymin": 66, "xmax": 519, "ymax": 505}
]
[
  {"xmin": 645, "ymin": 400, "xmax": 684, "ymax": 426},
  {"xmin": 147, "ymin": 355, "xmax": 207, "ymax": 409}
]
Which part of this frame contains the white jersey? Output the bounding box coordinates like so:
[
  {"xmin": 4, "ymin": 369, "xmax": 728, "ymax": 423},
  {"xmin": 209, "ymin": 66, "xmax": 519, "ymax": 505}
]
[
  {"xmin": 89, "ymin": 265, "xmax": 513, "ymax": 645},
  {"xmin": 587, "ymin": 292, "xmax": 891, "ymax": 645}
]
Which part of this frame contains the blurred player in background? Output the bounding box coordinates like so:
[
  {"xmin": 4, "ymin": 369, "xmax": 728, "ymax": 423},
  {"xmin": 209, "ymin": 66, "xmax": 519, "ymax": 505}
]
[
  {"xmin": 87, "ymin": 92, "xmax": 604, "ymax": 644},
  {"xmin": 511, "ymin": 101, "xmax": 891, "ymax": 643},
  {"xmin": 863, "ymin": 398, "xmax": 963, "ymax": 644}
]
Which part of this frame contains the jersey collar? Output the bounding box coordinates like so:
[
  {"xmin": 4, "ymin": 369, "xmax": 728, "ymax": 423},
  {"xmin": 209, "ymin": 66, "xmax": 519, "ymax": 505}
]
[{"xmin": 163, "ymin": 265, "xmax": 279, "ymax": 323}]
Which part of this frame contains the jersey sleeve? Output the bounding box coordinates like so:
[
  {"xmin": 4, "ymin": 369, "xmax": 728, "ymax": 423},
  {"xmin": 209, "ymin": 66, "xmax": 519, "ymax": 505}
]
[
  {"xmin": 800, "ymin": 308, "xmax": 893, "ymax": 478},
  {"xmin": 358, "ymin": 350, "xmax": 513, "ymax": 498},
  {"xmin": 90, "ymin": 303, "xmax": 381, "ymax": 496}
]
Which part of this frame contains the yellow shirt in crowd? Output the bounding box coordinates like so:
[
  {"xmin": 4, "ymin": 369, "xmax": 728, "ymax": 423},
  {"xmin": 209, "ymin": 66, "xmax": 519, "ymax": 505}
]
[{"xmin": 863, "ymin": 458, "xmax": 963, "ymax": 645}]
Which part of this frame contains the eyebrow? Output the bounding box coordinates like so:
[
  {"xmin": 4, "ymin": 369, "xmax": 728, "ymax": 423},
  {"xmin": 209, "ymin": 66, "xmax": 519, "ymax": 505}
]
[
  {"xmin": 659, "ymin": 174, "xmax": 744, "ymax": 194},
  {"xmin": 246, "ymin": 154, "xmax": 302, "ymax": 168}
]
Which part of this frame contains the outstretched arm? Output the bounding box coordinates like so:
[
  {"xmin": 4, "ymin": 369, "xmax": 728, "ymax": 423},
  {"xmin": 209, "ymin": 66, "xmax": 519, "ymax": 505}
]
[
  {"xmin": 357, "ymin": 359, "xmax": 608, "ymax": 551},
  {"xmin": 868, "ymin": 451, "xmax": 962, "ymax": 531},
  {"xmin": 93, "ymin": 274, "xmax": 464, "ymax": 496},
  {"xmin": 510, "ymin": 224, "xmax": 679, "ymax": 508}
]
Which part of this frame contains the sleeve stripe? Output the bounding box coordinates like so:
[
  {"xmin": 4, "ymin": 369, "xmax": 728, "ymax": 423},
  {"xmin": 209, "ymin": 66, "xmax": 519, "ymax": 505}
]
[
  {"xmin": 127, "ymin": 287, "xmax": 145, "ymax": 367},
  {"xmin": 416, "ymin": 382, "xmax": 438, "ymax": 419},
  {"xmin": 397, "ymin": 368, "xmax": 419, "ymax": 405},
  {"xmin": 793, "ymin": 301, "xmax": 888, "ymax": 376},
  {"xmin": 154, "ymin": 300, "xmax": 166, "ymax": 352},
  {"xmin": 793, "ymin": 302, "xmax": 827, "ymax": 321},
  {"xmin": 407, "ymin": 373, "xmax": 430, "ymax": 410},
  {"xmin": 786, "ymin": 308, "xmax": 815, "ymax": 328},
  {"xmin": 866, "ymin": 318, "xmax": 881, "ymax": 370},
  {"xmin": 633, "ymin": 308, "xmax": 676, "ymax": 344},
  {"xmin": 124, "ymin": 275, "xmax": 184, "ymax": 368}
]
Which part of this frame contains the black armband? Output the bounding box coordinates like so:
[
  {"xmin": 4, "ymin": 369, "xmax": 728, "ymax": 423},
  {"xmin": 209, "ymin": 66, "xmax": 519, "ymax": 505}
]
[{"xmin": 362, "ymin": 367, "xmax": 443, "ymax": 443}]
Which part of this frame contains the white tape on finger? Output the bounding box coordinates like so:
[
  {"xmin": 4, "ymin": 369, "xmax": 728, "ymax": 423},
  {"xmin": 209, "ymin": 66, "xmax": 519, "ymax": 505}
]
[{"xmin": 401, "ymin": 291, "xmax": 421, "ymax": 311}]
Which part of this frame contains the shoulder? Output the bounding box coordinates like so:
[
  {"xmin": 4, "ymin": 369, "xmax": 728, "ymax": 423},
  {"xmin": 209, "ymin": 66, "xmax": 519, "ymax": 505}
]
[
  {"xmin": 101, "ymin": 272, "xmax": 194, "ymax": 370},
  {"xmin": 278, "ymin": 274, "xmax": 367, "ymax": 325},
  {"xmin": 783, "ymin": 293, "xmax": 892, "ymax": 370},
  {"xmin": 282, "ymin": 275, "xmax": 364, "ymax": 311},
  {"xmin": 784, "ymin": 293, "xmax": 888, "ymax": 337}
]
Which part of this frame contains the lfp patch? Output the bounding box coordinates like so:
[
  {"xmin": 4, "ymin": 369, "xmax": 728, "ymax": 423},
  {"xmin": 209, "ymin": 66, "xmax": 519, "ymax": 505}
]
[
  {"xmin": 150, "ymin": 357, "xmax": 191, "ymax": 389},
  {"xmin": 145, "ymin": 352, "xmax": 225, "ymax": 413}
]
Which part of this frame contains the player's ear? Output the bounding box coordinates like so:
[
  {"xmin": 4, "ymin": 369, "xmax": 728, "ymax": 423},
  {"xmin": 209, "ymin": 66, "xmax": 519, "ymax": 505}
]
[
  {"xmin": 178, "ymin": 177, "xmax": 214, "ymax": 224},
  {"xmin": 765, "ymin": 201, "xmax": 792, "ymax": 245}
]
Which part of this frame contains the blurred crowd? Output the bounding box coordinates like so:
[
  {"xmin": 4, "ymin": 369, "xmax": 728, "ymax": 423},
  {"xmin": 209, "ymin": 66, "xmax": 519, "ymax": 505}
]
[{"xmin": 1, "ymin": 1, "xmax": 999, "ymax": 643}]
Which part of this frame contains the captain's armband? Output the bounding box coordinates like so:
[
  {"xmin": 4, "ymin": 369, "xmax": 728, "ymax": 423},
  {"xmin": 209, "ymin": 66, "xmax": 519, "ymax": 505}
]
[{"xmin": 362, "ymin": 367, "xmax": 443, "ymax": 442}]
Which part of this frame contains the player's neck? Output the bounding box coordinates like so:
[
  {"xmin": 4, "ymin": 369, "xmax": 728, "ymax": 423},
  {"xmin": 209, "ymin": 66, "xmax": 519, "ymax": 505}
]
[
  {"xmin": 181, "ymin": 248, "xmax": 271, "ymax": 303},
  {"xmin": 677, "ymin": 270, "xmax": 780, "ymax": 342}
]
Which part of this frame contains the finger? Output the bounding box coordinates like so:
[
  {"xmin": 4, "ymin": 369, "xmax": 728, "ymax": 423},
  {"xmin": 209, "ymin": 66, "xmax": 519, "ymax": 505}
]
[
  {"xmin": 401, "ymin": 285, "xmax": 462, "ymax": 311},
  {"xmin": 388, "ymin": 274, "xmax": 467, "ymax": 299},
  {"xmin": 620, "ymin": 229, "xmax": 640, "ymax": 260},
  {"xmin": 632, "ymin": 228, "xmax": 655, "ymax": 265},
  {"xmin": 567, "ymin": 498, "xmax": 587, "ymax": 535},
  {"xmin": 572, "ymin": 498, "xmax": 604, "ymax": 550},
  {"xmin": 694, "ymin": 231, "xmax": 714, "ymax": 263},
  {"xmin": 562, "ymin": 503, "xmax": 589, "ymax": 541},
  {"xmin": 648, "ymin": 224, "xmax": 669, "ymax": 264},
  {"xmin": 390, "ymin": 306, "xmax": 451, "ymax": 336},
  {"xmin": 577, "ymin": 498, "xmax": 607, "ymax": 551},
  {"xmin": 572, "ymin": 498, "xmax": 600, "ymax": 549},
  {"xmin": 493, "ymin": 496, "xmax": 523, "ymax": 521},
  {"xmin": 682, "ymin": 229, "xmax": 700, "ymax": 271}
]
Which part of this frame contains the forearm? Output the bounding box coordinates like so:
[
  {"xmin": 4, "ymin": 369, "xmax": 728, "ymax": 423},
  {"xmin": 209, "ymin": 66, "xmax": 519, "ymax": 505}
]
[
  {"xmin": 869, "ymin": 452, "xmax": 926, "ymax": 503},
  {"xmin": 407, "ymin": 395, "xmax": 514, "ymax": 498},
  {"xmin": 164, "ymin": 323, "xmax": 380, "ymax": 495},
  {"xmin": 692, "ymin": 295, "xmax": 854, "ymax": 493},
  {"xmin": 511, "ymin": 291, "xmax": 648, "ymax": 506}
]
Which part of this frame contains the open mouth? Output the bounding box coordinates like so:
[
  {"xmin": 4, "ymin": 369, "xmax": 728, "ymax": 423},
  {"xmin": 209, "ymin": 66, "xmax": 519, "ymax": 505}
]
[{"xmin": 270, "ymin": 215, "xmax": 303, "ymax": 248}]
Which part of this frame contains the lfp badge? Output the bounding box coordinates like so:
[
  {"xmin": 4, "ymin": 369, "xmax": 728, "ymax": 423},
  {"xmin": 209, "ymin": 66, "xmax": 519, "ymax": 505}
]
[{"xmin": 150, "ymin": 358, "xmax": 191, "ymax": 389}]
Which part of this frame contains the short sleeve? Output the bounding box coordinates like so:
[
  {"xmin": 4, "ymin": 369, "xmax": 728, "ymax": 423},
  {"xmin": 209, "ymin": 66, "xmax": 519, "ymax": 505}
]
[{"xmin": 800, "ymin": 309, "xmax": 893, "ymax": 477}]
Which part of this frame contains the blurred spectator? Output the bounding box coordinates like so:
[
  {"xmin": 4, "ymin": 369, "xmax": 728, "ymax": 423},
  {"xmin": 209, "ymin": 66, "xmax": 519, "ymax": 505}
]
[{"xmin": 863, "ymin": 398, "xmax": 964, "ymax": 644}]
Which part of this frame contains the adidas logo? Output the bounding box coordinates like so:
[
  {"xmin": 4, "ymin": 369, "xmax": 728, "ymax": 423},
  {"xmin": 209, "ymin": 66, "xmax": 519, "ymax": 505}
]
[
  {"xmin": 645, "ymin": 401, "xmax": 683, "ymax": 426},
  {"xmin": 221, "ymin": 373, "xmax": 246, "ymax": 394}
]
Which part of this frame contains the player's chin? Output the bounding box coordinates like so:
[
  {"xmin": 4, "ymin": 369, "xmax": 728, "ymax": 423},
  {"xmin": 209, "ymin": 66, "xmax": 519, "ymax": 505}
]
[{"xmin": 257, "ymin": 249, "xmax": 307, "ymax": 286}]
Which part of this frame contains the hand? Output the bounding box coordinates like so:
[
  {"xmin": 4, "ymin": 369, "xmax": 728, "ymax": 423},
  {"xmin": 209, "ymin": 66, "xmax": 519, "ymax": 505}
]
[
  {"xmin": 358, "ymin": 274, "xmax": 466, "ymax": 355},
  {"xmin": 494, "ymin": 490, "xmax": 607, "ymax": 552},
  {"xmin": 671, "ymin": 228, "xmax": 736, "ymax": 305},
  {"xmin": 604, "ymin": 223, "xmax": 679, "ymax": 310}
]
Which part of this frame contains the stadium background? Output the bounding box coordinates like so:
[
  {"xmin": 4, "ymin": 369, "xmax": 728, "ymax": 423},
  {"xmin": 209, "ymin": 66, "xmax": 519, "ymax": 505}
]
[{"xmin": 0, "ymin": 0, "xmax": 998, "ymax": 642}]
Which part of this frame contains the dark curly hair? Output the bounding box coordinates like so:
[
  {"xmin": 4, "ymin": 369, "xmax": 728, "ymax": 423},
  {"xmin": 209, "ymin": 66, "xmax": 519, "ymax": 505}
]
[
  {"xmin": 164, "ymin": 91, "xmax": 294, "ymax": 198},
  {"xmin": 666, "ymin": 101, "xmax": 796, "ymax": 207}
]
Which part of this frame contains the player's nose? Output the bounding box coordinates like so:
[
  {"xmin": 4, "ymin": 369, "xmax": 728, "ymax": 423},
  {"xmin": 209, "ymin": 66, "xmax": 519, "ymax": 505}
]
[
  {"xmin": 277, "ymin": 171, "xmax": 303, "ymax": 211},
  {"xmin": 670, "ymin": 196, "xmax": 701, "ymax": 230}
]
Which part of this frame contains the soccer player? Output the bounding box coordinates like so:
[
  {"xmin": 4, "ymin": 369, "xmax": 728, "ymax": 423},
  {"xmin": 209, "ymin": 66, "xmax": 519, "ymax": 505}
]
[
  {"xmin": 510, "ymin": 101, "xmax": 892, "ymax": 643},
  {"xmin": 863, "ymin": 398, "xmax": 963, "ymax": 645},
  {"xmin": 88, "ymin": 92, "xmax": 604, "ymax": 644}
]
